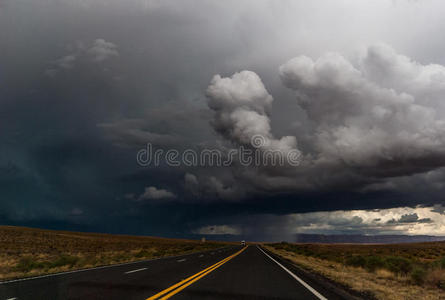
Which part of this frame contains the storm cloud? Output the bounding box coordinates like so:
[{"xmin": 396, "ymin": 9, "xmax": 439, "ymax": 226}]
[
  {"xmin": 197, "ymin": 43, "xmax": 445, "ymax": 198},
  {"xmin": 2, "ymin": 0, "xmax": 445, "ymax": 239},
  {"xmin": 280, "ymin": 44, "xmax": 445, "ymax": 175}
]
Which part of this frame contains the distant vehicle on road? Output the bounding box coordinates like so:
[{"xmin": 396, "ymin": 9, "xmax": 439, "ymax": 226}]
[{"xmin": 241, "ymin": 240, "xmax": 246, "ymax": 246}]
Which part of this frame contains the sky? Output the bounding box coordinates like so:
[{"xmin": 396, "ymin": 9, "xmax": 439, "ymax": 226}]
[{"xmin": 2, "ymin": 0, "xmax": 445, "ymax": 241}]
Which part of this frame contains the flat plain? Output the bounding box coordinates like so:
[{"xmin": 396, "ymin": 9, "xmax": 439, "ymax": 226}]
[
  {"xmin": 0, "ymin": 225, "xmax": 228, "ymax": 281},
  {"xmin": 267, "ymin": 241, "xmax": 445, "ymax": 300}
]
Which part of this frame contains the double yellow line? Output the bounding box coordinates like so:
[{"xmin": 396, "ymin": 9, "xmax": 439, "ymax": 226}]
[{"xmin": 147, "ymin": 246, "xmax": 248, "ymax": 300}]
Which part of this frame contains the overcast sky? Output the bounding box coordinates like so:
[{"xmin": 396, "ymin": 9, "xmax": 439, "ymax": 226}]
[{"xmin": 2, "ymin": 0, "xmax": 445, "ymax": 241}]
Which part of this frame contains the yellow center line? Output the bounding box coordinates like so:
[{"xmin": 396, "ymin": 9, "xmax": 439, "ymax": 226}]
[
  {"xmin": 146, "ymin": 251, "xmax": 237, "ymax": 300},
  {"xmin": 146, "ymin": 246, "xmax": 248, "ymax": 300}
]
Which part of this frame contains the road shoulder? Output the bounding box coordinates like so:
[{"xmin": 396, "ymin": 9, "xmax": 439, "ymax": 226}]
[{"xmin": 261, "ymin": 245, "xmax": 375, "ymax": 300}]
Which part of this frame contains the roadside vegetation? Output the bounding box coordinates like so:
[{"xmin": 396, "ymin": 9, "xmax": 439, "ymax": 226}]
[
  {"xmin": 0, "ymin": 226, "xmax": 229, "ymax": 281},
  {"xmin": 266, "ymin": 242, "xmax": 445, "ymax": 300}
]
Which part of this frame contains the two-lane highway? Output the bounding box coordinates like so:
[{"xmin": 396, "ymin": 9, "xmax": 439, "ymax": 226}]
[{"xmin": 0, "ymin": 245, "xmax": 345, "ymax": 300}]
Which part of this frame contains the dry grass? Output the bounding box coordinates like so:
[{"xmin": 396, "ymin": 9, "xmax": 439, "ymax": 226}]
[
  {"xmin": 0, "ymin": 226, "xmax": 230, "ymax": 281},
  {"xmin": 266, "ymin": 243, "xmax": 445, "ymax": 300},
  {"xmin": 269, "ymin": 241, "xmax": 445, "ymax": 263},
  {"xmin": 426, "ymin": 269, "xmax": 445, "ymax": 288}
]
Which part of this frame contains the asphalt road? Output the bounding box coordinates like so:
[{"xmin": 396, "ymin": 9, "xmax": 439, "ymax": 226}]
[{"xmin": 0, "ymin": 245, "xmax": 351, "ymax": 300}]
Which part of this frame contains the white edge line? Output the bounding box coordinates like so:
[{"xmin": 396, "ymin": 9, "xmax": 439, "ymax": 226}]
[
  {"xmin": 177, "ymin": 259, "xmax": 186, "ymax": 262},
  {"xmin": 257, "ymin": 246, "xmax": 328, "ymax": 300},
  {"xmin": 124, "ymin": 267, "xmax": 147, "ymax": 274},
  {"xmin": 0, "ymin": 245, "xmax": 234, "ymax": 285}
]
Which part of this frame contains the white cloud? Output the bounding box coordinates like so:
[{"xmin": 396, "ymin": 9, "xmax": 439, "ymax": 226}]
[
  {"xmin": 87, "ymin": 39, "xmax": 119, "ymax": 62},
  {"xmin": 280, "ymin": 44, "xmax": 445, "ymax": 175},
  {"xmin": 286, "ymin": 207, "xmax": 445, "ymax": 235},
  {"xmin": 204, "ymin": 71, "xmax": 304, "ymax": 195},
  {"xmin": 138, "ymin": 186, "xmax": 176, "ymax": 200},
  {"xmin": 206, "ymin": 71, "xmax": 297, "ymax": 152}
]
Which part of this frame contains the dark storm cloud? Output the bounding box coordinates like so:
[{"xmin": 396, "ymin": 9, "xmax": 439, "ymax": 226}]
[
  {"xmin": 2, "ymin": 0, "xmax": 445, "ymax": 239},
  {"xmin": 397, "ymin": 213, "xmax": 432, "ymax": 224},
  {"xmin": 198, "ymin": 44, "xmax": 445, "ymax": 204}
]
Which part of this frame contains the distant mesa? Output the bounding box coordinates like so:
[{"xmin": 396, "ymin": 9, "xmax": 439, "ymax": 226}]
[{"xmin": 294, "ymin": 234, "xmax": 445, "ymax": 244}]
